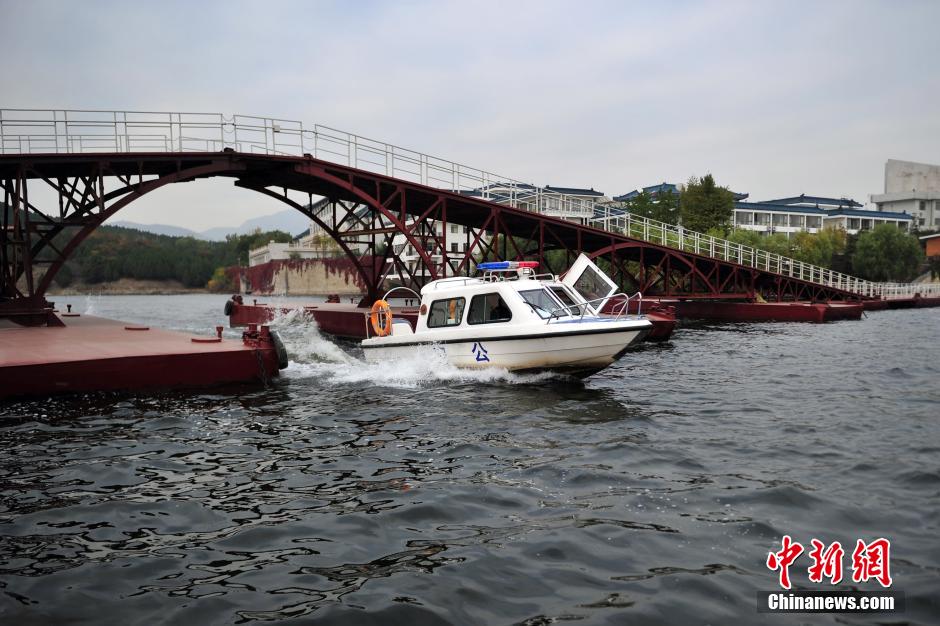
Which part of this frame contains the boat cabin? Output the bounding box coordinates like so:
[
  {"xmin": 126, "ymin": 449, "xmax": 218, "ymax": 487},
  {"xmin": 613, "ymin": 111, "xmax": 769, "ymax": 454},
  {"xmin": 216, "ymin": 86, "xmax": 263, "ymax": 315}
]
[{"xmin": 396, "ymin": 257, "xmax": 627, "ymax": 336}]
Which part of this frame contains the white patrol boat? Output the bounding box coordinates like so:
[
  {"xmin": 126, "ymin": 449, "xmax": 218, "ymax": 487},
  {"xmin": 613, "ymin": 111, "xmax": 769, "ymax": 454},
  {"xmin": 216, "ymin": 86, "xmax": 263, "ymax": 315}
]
[{"xmin": 361, "ymin": 254, "xmax": 652, "ymax": 378}]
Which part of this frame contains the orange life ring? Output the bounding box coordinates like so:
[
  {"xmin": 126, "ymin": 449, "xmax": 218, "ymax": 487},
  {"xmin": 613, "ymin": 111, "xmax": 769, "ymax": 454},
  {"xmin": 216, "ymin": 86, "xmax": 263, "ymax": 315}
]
[{"xmin": 370, "ymin": 299, "xmax": 393, "ymax": 337}]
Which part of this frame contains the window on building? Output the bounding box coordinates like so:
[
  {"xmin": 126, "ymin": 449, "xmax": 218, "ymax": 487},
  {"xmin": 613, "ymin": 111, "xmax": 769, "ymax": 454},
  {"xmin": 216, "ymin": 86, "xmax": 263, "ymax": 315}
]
[
  {"xmin": 450, "ymin": 242, "xmax": 459, "ymax": 253},
  {"xmin": 806, "ymin": 217, "xmax": 822, "ymax": 229},
  {"xmin": 849, "ymin": 219, "xmax": 861, "ymax": 230},
  {"xmin": 427, "ymin": 297, "xmax": 466, "ymax": 328},
  {"xmin": 773, "ymin": 213, "xmax": 788, "ymax": 226},
  {"xmin": 450, "ymin": 224, "xmax": 458, "ymax": 233},
  {"xmin": 920, "ymin": 201, "xmax": 926, "ymax": 211},
  {"xmin": 789, "ymin": 215, "xmax": 803, "ymax": 228},
  {"xmin": 919, "ymin": 217, "xmax": 926, "ymax": 226},
  {"xmin": 467, "ymin": 293, "xmax": 512, "ymax": 324}
]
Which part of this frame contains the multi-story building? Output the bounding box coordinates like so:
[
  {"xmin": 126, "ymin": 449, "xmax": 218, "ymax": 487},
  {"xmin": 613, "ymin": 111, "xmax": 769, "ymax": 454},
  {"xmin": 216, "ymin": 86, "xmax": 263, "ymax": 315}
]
[
  {"xmin": 734, "ymin": 195, "xmax": 912, "ymax": 235},
  {"xmin": 871, "ymin": 159, "xmax": 940, "ymax": 231},
  {"xmin": 247, "ymin": 240, "xmax": 342, "ymax": 266}
]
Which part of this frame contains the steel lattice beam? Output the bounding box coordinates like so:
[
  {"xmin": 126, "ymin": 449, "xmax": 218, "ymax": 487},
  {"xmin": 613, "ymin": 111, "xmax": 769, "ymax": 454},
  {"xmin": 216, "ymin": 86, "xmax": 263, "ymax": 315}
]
[{"xmin": 0, "ymin": 151, "xmax": 864, "ymax": 324}]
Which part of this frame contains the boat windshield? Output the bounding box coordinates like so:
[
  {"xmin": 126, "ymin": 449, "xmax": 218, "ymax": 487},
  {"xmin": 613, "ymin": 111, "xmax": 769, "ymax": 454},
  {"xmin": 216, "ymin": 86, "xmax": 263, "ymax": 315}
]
[
  {"xmin": 519, "ymin": 289, "xmax": 568, "ymax": 319},
  {"xmin": 548, "ymin": 285, "xmax": 585, "ymax": 316}
]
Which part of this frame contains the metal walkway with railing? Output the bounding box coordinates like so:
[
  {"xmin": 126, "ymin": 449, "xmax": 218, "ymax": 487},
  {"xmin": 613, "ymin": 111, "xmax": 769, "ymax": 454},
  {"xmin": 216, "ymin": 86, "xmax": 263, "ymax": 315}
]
[{"xmin": 2, "ymin": 108, "xmax": 936, "ymax": 300}]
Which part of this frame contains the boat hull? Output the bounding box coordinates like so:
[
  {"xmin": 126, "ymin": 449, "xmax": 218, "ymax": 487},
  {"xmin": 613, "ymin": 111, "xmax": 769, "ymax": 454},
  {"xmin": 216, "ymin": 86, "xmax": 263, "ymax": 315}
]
[{"xmin": 362, "ymin": 325, "xmax": 650, "ymax": 378}]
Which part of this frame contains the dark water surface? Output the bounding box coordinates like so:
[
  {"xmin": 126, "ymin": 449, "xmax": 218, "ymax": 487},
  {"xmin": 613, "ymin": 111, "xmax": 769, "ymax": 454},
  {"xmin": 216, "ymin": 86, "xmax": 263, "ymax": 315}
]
[{"xmin": 1, "ymin": 295, "xmax": 938, "ymax": 625}]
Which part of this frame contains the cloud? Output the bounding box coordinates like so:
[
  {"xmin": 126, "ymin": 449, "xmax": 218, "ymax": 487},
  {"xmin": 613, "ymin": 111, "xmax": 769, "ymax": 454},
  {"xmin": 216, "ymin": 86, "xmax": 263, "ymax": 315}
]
[{"xmin": 2, "ymin": 0, "xmax": 938, "ymax": 228}]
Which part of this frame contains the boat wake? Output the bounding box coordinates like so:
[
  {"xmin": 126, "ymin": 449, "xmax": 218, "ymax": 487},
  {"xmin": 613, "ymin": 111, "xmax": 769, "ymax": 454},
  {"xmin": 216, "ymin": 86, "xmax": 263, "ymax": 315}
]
[{"xmin": 266, "ymin": 309, "xmax": 562, "ymax": 389}]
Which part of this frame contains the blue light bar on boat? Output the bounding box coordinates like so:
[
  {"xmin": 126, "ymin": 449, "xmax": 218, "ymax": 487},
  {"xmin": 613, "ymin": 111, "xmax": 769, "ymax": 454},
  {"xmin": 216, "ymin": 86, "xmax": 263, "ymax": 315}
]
[{"xmin": 477, "ymin": 261, "xmax": 539, "ymax": 271}]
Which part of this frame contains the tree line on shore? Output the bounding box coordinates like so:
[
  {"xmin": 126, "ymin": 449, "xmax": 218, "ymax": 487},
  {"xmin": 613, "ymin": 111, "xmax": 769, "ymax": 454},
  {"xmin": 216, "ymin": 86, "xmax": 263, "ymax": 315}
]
[{"xmin": 51, "ymin": 226, "xmax": 292, "ymax": 290}]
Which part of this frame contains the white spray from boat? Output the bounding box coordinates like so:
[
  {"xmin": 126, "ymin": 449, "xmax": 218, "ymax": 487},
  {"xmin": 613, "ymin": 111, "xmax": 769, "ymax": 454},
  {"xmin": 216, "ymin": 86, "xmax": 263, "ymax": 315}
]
[{"xmin": 266, "ymin": 308, "xmax": 561, "ymax": 389}]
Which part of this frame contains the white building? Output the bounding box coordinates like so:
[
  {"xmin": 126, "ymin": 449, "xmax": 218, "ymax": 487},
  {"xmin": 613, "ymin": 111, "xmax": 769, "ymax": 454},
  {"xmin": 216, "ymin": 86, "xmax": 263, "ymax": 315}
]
[
  {"xmin": 248, "ymin": 198, "xmax": 348, "ymax": 266},
  {"xmin": 734, "ymin": 203, "xmax": 826, "ymax": 235},
  {"xmin": 247, "ymin": 239, "xmax": 344, "ymax": 266},
  {"xmin": 736, "ymin": 195, "xmax": 912, "ymax": 236},
  {"xmin": 871, "ymin": 159, "xmax": 940, "ymax": 230}
]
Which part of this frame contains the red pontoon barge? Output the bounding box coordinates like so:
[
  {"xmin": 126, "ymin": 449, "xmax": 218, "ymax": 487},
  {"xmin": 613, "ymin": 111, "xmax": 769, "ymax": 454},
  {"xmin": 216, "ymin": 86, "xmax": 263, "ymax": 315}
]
[
  {"xmin": 1, "ymin": 313, "xmax": 285, "ymax": 400},
  {"xmin": 640, "ymin": 299, "xmax": 864, "ymax": 323}
]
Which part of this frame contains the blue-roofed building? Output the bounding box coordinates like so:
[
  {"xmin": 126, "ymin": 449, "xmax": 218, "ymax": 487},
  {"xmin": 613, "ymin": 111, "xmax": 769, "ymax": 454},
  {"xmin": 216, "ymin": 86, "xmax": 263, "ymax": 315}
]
[
  {"xmin": 733, "ymin": 202, "xmax": 829, "ymax": 234},
  {"xmin": 613, "ymin": 183, "xmax": 680, "ymax": 202},
  {"xmin": 821, "ymin": 208, "xmax": 914, "ymax": 234},
  {"xmin": 756, "ymin": 194, "xmax": 863, "ymax": 210},
  {"xmin": 736, "ymin": 194, "xmax": 912, "ymax": 235}
]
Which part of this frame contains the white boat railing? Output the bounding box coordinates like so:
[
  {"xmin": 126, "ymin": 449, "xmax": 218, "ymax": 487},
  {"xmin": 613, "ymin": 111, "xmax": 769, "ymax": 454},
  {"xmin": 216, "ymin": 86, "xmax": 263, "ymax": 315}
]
[{"xmin": 2, "ymin": 108, "xmax": 936, "ymax": 300}]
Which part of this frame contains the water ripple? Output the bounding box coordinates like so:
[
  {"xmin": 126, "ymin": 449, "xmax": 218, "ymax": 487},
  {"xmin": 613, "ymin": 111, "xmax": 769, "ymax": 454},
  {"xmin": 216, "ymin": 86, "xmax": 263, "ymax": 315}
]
[{"xmin": 1, "ymin": 296, "xmax": 939, "ymax": 624}]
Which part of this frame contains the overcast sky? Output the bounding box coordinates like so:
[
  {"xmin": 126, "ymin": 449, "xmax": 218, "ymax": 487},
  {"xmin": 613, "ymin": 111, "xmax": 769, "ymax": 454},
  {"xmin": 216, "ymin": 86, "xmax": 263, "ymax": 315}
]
[{"xmin": 2, "ymin": 0, "xmax": 938, "ymax": 230}]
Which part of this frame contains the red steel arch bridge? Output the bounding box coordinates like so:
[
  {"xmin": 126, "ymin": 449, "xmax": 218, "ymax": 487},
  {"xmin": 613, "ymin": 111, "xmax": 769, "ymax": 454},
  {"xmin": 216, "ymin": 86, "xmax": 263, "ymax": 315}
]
[{"xmin": 1, "ymin": 109, "xmax": 933, "ymax": 323}]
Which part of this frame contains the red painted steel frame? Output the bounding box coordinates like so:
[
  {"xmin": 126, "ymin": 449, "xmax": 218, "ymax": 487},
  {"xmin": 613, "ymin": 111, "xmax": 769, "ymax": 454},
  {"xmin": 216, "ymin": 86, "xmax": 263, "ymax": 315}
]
[{"xmin": 0, "ymin": 151, "xmax": 864, "ymax": 323}]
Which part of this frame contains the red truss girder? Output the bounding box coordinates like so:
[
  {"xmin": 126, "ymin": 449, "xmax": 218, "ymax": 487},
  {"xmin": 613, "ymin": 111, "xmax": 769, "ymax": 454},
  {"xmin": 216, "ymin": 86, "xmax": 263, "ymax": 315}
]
[{"xmin": 0, "ymin": 151, "xmax": 864, "ymax": 316}]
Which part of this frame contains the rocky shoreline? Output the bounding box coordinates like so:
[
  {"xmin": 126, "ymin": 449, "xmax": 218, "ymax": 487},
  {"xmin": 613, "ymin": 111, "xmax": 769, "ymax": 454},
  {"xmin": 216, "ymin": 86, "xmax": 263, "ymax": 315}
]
[{"xmin": 46, "ymin": 278, "xmax": 211, "ymax": 296}]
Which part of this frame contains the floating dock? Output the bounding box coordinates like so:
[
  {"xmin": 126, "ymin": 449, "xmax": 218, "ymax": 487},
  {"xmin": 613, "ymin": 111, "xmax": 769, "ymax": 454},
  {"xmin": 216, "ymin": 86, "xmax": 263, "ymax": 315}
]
[
  {"xmin": 229, "ymin": 300, "xmax": 419, "ymax": 338},
  {"xmin": 0, "ymin": 314, "xmax": 284, "ymax": 399},
  {"xmin": 638, "ymin": 299, "xmax": 864, "ymax": 323}
]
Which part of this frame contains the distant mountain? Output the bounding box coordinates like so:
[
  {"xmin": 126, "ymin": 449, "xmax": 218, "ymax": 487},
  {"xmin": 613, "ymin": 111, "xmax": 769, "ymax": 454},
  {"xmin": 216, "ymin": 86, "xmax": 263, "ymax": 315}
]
[
  {"xmin": 111, "ymin": 209, "xmax": 311, "ymax": 241},
  {"xmin": 109, "ymin": 221, "xmax": 202, "ymax": 238},
  {"xmin": 238, "ymin": 210, "xmax": 311, "ymax": 237}
]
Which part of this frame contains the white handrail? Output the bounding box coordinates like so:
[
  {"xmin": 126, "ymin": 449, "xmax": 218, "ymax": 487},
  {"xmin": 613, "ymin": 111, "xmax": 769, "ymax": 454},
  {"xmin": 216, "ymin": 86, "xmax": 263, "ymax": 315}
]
[
  {"xmin": 2, "ymin": 108, "xmax": 937, "ymax": 299},
  {"xmin": 589, "ymin": 205, "xmax": 939, "ymax": 299}
]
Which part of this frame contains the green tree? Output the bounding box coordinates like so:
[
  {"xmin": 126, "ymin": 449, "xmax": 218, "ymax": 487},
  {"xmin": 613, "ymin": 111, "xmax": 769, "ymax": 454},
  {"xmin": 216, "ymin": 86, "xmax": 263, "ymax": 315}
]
[
  {"xmin": 623, "ymin": 190, "xmax": 656, "ymax": 220},
  {"xmin": 724, "ymin": 228, "xmax": 765, "ymax": 249},
  {"xmin": 851, "ymin": 224, "xmax": 924, "ymax": 281},
  {"xmin": 623, "ymin": 189, "xmax": 680, "ymax": 225},
  {"xmin": 207, "ymin": 266, "xmax": 236, "ymax": 292},
  {"xmin": 679, "ymin": 175, "xmax": 734, "ymax": 234},
  {"xmin": 790, "ymin": 227, "xmax": 847, "ymax": 267},
  {"xmin": 723, "ymin": 227, "xmax": 848, "ymax": 269},
  {"xmin": 57, "ymin": 224, "xmax": 266, "ymax": 288},
  {"xmin": 651, "ymin": 188, "xmax": 680, "ymax": 224}
]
